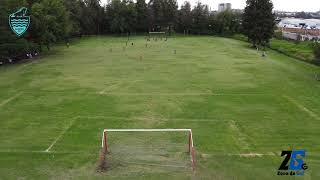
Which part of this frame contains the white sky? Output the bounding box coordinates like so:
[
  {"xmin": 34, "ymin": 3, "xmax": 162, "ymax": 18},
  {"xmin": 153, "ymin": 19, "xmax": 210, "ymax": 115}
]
[{"xmin": 101, "ymin": 0, "xmax": 320, "ymax": 12}]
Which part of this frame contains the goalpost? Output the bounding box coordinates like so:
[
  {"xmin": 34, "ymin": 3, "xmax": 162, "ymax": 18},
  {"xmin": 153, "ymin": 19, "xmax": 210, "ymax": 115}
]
[
  {"xmin": 99, "ymin": 129, "xmax": 196, "ymax": 171},
  {"xmin": 148, "ymin": 32, "xmax": 167, "ymax": 41}
]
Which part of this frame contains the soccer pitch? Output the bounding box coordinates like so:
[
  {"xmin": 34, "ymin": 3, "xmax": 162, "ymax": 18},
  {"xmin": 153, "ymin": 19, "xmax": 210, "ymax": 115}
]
[{"xmin": 0, "ymin": 36, "xmax": 319, "ymax": 179}]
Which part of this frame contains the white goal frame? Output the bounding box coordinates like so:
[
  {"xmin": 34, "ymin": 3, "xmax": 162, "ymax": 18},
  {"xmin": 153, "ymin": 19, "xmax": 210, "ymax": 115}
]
[
  {"xmin": 99, "ymin": 129, "xmax": 196, "ymax": 171},
  {"xmin": 148, "ymin": 32, "xmax": 167, "ymax": 40}
]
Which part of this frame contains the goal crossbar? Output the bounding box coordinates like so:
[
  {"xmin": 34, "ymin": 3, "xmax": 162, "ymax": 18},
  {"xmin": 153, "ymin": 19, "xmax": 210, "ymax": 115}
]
[
  {"xmin": 149, "ymin": 32, "xmax": 166, "ymax": 34},
  {"xmin": 99, "ymin": 129, "xmax": 196, "ymax": 171}
]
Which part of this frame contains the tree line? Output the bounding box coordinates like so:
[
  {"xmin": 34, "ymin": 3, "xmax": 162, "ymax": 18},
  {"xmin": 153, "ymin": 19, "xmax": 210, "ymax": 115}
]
[{"xmin": 1, "ymin": 0, "xmax": 276, "ymax": 62}]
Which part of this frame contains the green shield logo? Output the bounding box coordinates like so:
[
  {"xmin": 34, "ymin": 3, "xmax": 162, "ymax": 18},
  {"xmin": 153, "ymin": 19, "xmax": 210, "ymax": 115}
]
[{"xmin": 9, "ymin": 7, "xmax": 30, "ymax": 37}]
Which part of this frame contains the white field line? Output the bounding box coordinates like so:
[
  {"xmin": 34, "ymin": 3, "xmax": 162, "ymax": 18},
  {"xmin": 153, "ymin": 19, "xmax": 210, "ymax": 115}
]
[
  {"xmin": 229, "ymin": 120, "xmax": 250, "ymax": 151},
  {"xmin": 0, "ymin": 92, "xmax": 22, "ymax": 108},
  {"xmin": 0, "ymin": 150, "xmax": 85, "ymax": 154},
  {"xmin": 104, "ymin": 129, "xmax": 192, "ymax": 132},
  {"xmin": 115, "ymin": 160, "xmax": 189, "ymax": 169},
  {"xmin": 99, "ymin": 92, "xmax": 213, "ymax": 96},
  {"xmin": 202, "ymin": 152, "xmax": 320, "ymax": 157},
  {"xmin": 45, "ymin": 116, "xmax": 79, "ymax": 152},
  {"xmin": 75, "ymin": 115, "xmax": 232, "ymax": 122},
  {"xmin": 201, "ymin": 152, "xmax": 277, "ymax": 157},
  {"xmin": 99, "ymin": 83, "xmax": 121, "ymax": 95},
  {"xmin": 283, "ymin": 95, "xmax": 320, "ymax": 120},
  {"xmin": 21, "ymin": 61, "xmax": 37, "ymax": 68},
  {"xmin": 98, "ymin": 92, "xmax": 271, "ymax": 96},
  {"xmin": 99, "ymin": 80, "xmax": 142, "ymax": 95}
]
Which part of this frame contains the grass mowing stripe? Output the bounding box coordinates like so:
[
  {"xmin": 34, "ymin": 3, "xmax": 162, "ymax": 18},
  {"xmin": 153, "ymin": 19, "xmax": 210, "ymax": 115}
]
[
  {"xmin": 0, "ymin": 92, "xmax": 22, "ymax": 108},
  {"xmin": 283, "ymin": 95, "xmax": 320, "ymax": 120},
  {"xmin": 75, "ymin": 116, "xmax": 234, "ymax": 123}
]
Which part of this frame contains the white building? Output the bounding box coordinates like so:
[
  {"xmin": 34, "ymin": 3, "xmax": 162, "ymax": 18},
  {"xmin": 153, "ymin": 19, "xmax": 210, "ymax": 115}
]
[
  {"xmin": 277, "ymin": 18, "xmax": 320, "ymax": 29},
  {"xmin": 218, "ymin": 3, "xmax": 231, "ymax": 12}
]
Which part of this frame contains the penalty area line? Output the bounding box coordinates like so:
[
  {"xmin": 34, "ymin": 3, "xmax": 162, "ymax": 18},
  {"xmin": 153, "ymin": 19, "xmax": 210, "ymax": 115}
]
[
  {"xmin": 201, "ymin": 152, "xmax": 277, "ymax": 157},
  {"xmin": 0, "ymin": 92, "xmax": 22, "ymax": 108},
  {"xmin": 45, "ymin": 116, "xmax": 79, "ymax": 152},
  {"xmin": 283, "ymin": 95, "xmax": 320, "ymax": 120}
]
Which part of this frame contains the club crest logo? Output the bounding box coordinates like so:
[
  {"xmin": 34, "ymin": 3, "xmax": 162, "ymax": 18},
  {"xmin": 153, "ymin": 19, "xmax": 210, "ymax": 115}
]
[{"xmin": 9, "ymin": 7, "xmax": 30, "ymax": 37}]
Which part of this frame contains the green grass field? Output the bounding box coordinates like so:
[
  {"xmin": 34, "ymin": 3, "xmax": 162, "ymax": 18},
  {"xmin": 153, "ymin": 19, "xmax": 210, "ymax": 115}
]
[{"xmin": 0, "ymin": 36, "xmax": 320, "ymax": 179}]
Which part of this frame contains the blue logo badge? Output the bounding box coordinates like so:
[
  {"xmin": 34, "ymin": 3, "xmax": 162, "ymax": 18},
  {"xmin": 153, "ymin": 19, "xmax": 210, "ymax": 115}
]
[
  {"xmin": 9, "ymin": 7, "xmax": 30, "ymax": 37},
  {"xmin": 278, "ymin": 150, "xmax": 308, "ymax": 176}
]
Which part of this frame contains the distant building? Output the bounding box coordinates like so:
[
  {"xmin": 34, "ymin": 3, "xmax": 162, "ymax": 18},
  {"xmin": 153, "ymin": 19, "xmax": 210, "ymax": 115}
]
[
  {"xmin": 218, "ymin": 3, "xmax": 231, "ymax": 12},
  {"xmin": 277, "ymin": 18, "xmax": 320, "ymax": 41}
]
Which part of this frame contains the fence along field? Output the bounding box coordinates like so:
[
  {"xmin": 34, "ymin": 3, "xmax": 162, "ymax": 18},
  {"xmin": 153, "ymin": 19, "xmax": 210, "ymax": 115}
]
[{"xmin": 0, "ymin": 35, "xmax": 319, "ymax": 179}]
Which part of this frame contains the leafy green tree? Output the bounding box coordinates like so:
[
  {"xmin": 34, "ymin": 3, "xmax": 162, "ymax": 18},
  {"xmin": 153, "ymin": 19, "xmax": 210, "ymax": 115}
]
[
  {"xmin": 162, "ymin": 0, "xmax": 178, "ymax": 34},
  {"xmin": 313, "ymin": 42, "xmax": 320, "ymax": 64},
  {"xmin": 84, "ymin": 0, "xmax": 105, "ymax": 34},
  {"xmin": 106, "ymin": 0, "xmax": 122, "ymax": 33},
  {"xmin": 126, "ymin": 0, "xmax": 137, "ymax": 33},
  {"xmin": 63, "ymin": 0, "xmax": 83, "ymax": 36},
  {"xmin": 191, "ymin": 2, "xmax": 209, "ymax": 34},
  {"xmin": 30, "ymin": 0, "xmax": 71, "ymax": 50},
  {"xmin": 136, "ymin": 0, "xmax": 148, "ymax": 32},
  {"xmin": 148, "ymin": 0, "xmax": 163, "ymax": 30},
  {"xmin": 213, "ymin": 10, "xmax": 241, "ymax": 35},
  {"xmin": 177, "ymin": 1, "xmax": 192, "ymax": 33},
  {"xmin": 107, "ymin": 0, "xmax": 136, "ymax": 33},
  {"xmin": 243, "ymin": 0, "xmax": 275, "ymax": 47},
  {"xmin": 148, "ymin": 0, "xmax": 177, "ymax": 33}
]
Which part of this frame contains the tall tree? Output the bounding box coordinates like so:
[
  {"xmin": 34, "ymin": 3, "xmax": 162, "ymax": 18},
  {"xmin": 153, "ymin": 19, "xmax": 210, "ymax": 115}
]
[
  {"xmin": 213, "ymin": 10, "xmax": 241, "ymax": 35},
  {"xmin": 191, "ymin": 2, "xmax": 209, "ymax": 34},
  {"xmin": 136, "ymin": 0, "xmax": 148, "ymax": 32},
  {"xmin": 126, "ymin": 0, "xmax": 137, "ymax": 33},
  {"xmin": 106, "ymin": 0, "xmax": 128, "ymax": 33},
  {"xmin": 30, "ymin": 0, "xmax": 71, "ymax": 50},
  {"xmin": 243, "ymin": 0, "xmax": 275, "ymax": 47},
  {"xmin": 148, "ymin": 0, "xmax": 177, "ymax": 32},
  {"xmin": 148, "ymin": 0, "xmax": 163, "ymax": 31},
  {"xmin": 63, "ymin": 0, "xmax": 83, "ymax": 36},
  {"xmin": 177, "ymin": 1, "xmax": 192, "ymax": 33},
  {"xmin": 85, "ymin": 0, "xmax": 104, "ymax": 35},
  {"xmin": 162, "ymin": 0, "xmax": 178, "ymax": 34}
]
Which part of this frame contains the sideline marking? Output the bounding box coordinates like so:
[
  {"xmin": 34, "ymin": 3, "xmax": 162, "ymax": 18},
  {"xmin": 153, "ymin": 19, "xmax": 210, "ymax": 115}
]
[
  {"xmin": 74, "ymin": 115, "xmax": 232, "ymax": 123},
  {"xmin": 114, "ymin": 159, "xmax": 189, "ymax": 169},
  {"xmin": 0, "ymin": 92, "xmax": 22, "ymax": 108},
  {"xmin": 201, "ymin": 152, "xmax": 277, "ymax": 158},
  {"xmin": 99, "ymin": 80, "xmax": 142, "ymax": 95},
  {"xmin": 0, "ymin": 150, "xmax": 97, "ymax": 154},
  {"xmin": 99, "ymin": 92, "xmax": 213, "ymax": 96},
  {"xmin": 229, "ymin": 120, "xmax": 250, "ymax": 150},
  {"xmin": 98, "ymin": 92, "xmax": 270, "ymax": 96},
  {"xmin": 283, "ymin": 95, "xmax": 320, "ymax": 120},
  {"xmin": 45, "ymin": 116, "xmax": 79, "ymax": 152},
  {"xmin": 99, "ymin": 83, "xmax": 121, "ymax": 95}
]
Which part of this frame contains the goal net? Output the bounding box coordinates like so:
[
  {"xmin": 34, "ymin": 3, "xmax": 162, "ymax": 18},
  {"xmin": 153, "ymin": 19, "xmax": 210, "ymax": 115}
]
[
  {"xmin": 148, "ymin": 32, "xmax": 167, "ymax": 41},
  {"xmin": 99, "ymin": 129, "xmax": 196, "ymax": 172}
]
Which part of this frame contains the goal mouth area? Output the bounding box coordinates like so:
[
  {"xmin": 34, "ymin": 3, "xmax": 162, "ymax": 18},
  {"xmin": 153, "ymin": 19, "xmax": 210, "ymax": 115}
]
[{"xmin": 98, "ymin": 129, "xmax": 196, "ymax": 172}]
